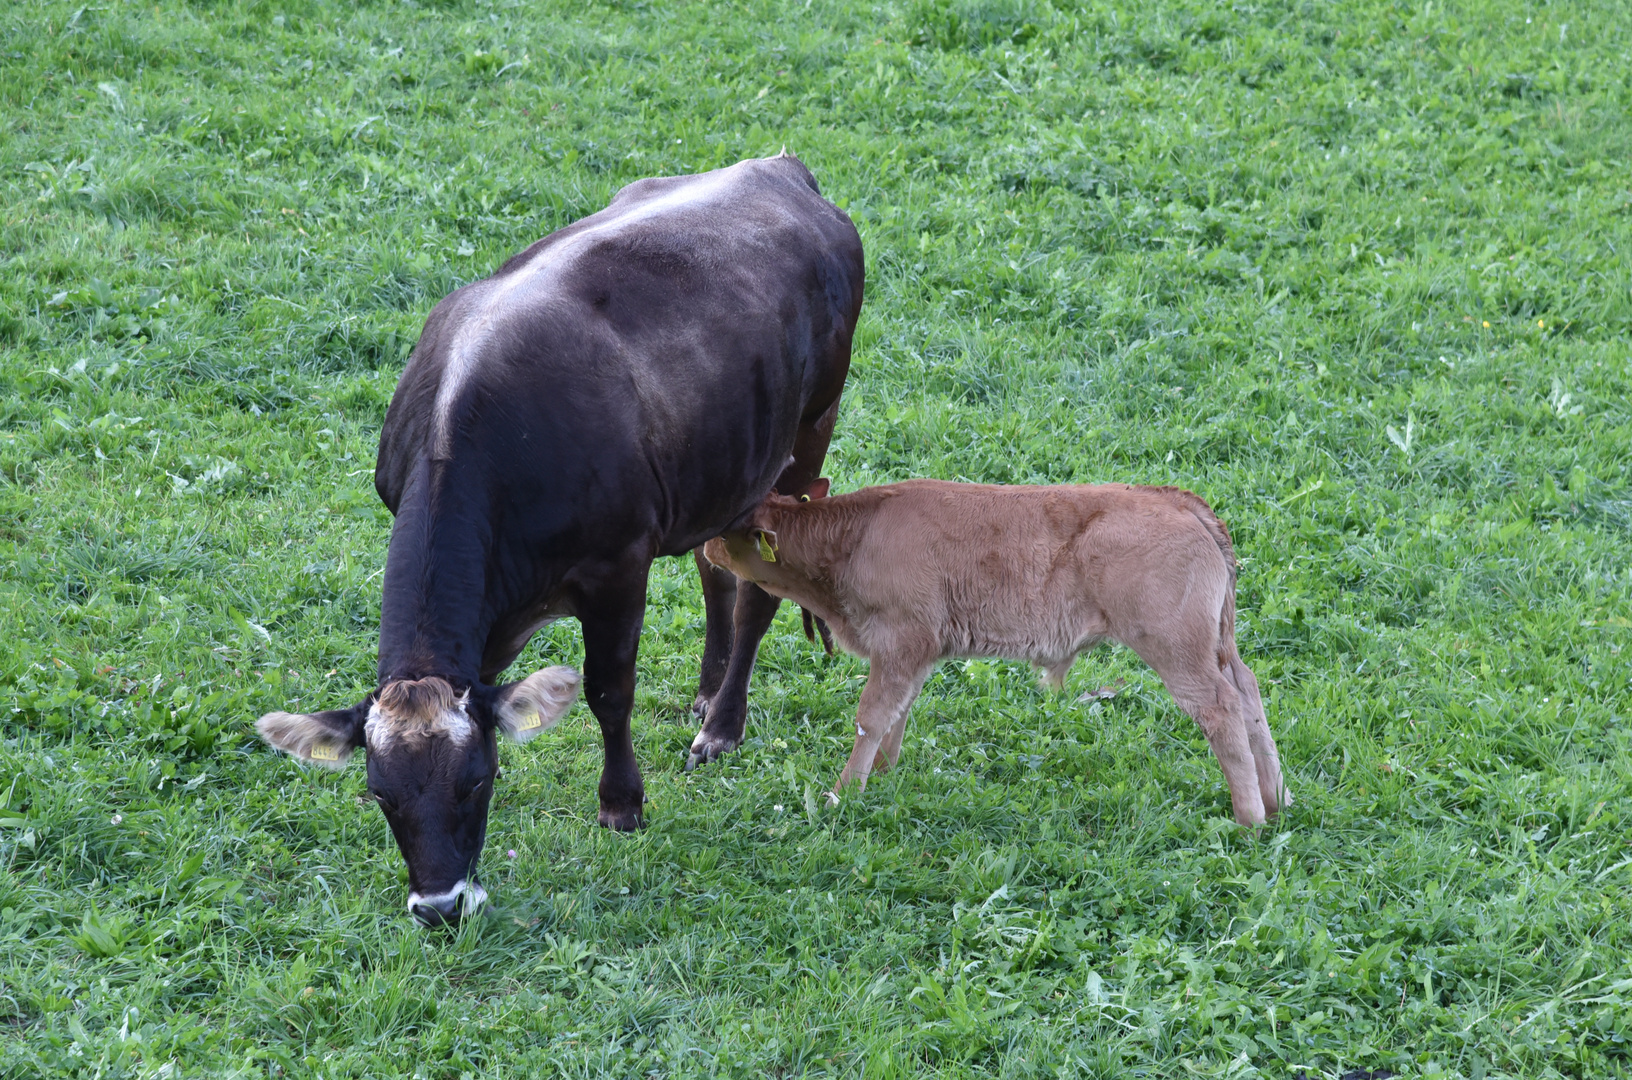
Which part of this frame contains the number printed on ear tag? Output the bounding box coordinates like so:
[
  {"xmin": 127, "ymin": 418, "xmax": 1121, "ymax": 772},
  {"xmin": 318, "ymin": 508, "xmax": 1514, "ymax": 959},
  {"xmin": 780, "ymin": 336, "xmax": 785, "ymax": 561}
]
[
  {"xmin": 310, "ymin": 742, "xmax": 340, "ymax": 762},
  {"xmin": 516, "ymin": 711, "xmax": 542, "ymax": 731}
]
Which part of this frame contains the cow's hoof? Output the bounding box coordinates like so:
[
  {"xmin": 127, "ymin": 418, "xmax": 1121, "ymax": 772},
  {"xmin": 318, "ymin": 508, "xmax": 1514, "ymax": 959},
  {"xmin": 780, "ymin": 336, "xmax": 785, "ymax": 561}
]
[
  {"xmin": 684, "ymin": 730, "xmax": 740, "ymax": 771},
  {"xmin": 690, "ymin": 694, "xmax": 712, "ymax": 722},
  {"xmin": 597, "ymin": 805, "xmax": 644, "ymax": 831}
]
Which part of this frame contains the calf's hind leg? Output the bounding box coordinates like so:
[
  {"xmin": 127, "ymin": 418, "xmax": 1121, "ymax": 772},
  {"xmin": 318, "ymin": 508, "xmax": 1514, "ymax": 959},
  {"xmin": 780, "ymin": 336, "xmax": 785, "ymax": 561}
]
[
  {"xmin": 1225, "ymin": 655, "xmax": 1289, "ymax": 818},
  {"xmin": 1133, "ymin": 637, "xmax": 1266, "ymax": 827}
]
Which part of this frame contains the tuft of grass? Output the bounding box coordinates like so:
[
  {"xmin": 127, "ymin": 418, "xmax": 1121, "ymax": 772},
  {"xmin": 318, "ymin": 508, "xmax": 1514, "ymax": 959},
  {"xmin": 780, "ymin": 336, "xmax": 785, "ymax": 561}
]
[{"xmin": 1, "ymin": 0, "xmax": 1630, "ymax": 1077}]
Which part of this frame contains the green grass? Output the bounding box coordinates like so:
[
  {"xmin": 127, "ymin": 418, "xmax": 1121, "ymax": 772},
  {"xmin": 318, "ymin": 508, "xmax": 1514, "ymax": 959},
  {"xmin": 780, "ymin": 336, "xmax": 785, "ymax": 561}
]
[{"xmin": 1, "ymin": 0, "xmax": 1630, "ymax": 1075}]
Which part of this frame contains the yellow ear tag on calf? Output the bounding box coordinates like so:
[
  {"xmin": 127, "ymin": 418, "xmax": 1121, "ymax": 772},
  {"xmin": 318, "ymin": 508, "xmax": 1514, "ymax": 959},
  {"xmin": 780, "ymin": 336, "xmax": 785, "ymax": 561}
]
[
  {"xmin": 309, "ymin": 742, "xmax": 340, "ymax": 762},
  {"xmin": 757, "ymin": 532, "xmax": 777, "ymax": 563}
]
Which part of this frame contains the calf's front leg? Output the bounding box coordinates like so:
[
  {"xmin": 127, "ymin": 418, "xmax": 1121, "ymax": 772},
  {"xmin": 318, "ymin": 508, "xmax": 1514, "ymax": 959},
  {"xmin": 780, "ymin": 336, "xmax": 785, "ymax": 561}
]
[{"xmin": 835, "ymin": 656, "xmax": 934, "ymax": 797}]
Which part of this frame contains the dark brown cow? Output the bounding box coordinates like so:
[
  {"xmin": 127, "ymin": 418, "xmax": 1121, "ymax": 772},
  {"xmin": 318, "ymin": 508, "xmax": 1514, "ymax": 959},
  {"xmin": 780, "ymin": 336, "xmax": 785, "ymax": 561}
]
[
  {"xmin": 257, "ymin": 155, "xmax": 864, "ymax": 924},
  {"xmin": 705, "ymin": 479, "xmax": 1288, "ymax": 826}
]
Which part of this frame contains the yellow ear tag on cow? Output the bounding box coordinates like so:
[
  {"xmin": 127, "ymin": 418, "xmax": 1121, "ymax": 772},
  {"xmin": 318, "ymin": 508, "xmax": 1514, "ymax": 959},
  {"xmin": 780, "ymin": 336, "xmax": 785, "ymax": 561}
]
[
  {"xmin": 757, "ymin": 532, "xmax": 777, "ymax": 563},
  {"xmin": 309, "ymin": 742, "xmax": 340, "ymax": 762},
  {"xmin": 515, "ymin": 710, "xmax": 542, "ymax": 732}
]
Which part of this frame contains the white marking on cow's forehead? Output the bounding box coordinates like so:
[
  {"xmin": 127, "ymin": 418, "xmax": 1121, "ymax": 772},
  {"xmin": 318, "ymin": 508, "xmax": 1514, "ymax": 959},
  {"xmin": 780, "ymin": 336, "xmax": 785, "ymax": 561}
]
[
  {"xmin": 431, "ymin": 166, "xmax": 744, "ymax": 456},
  {"xmin": 364, "ymin": 692, "xmax": 474, "ymax": 751}
]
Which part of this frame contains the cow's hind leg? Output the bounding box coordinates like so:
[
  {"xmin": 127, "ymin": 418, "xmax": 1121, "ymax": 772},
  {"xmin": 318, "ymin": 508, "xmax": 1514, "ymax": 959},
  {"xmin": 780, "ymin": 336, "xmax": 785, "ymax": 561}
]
[
  {"xmin": 688, "ymin": 395, "xmax": 843, "ymax": 770},
  {"xmin": 579, "ymin": 565, "xmax": 651, "ymax": 831},
  {"xmin": 686, "ymin": 582, "xmax": 778, "ymax": 769},
  {"xmin": 690, "ymin": 548, "xmax": 738, "ymax": 720},
  {"xmin": 1131, "ymin": 635, "xmax": 1265, "ymax": 827}
]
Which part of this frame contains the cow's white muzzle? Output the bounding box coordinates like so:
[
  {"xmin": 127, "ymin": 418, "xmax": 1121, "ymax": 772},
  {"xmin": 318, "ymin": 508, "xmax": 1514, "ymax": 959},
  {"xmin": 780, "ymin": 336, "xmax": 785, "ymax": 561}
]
[{"xmin": 407, "ymin": 878, "xmax": 488, "ymax": 927}]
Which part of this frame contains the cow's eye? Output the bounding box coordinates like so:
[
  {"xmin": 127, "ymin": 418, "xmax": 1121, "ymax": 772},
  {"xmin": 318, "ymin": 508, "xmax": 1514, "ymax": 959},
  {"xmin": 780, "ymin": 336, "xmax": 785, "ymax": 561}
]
[{"xmin": 460, "ymin": 778, "xmax": 488, "ymax": 803}]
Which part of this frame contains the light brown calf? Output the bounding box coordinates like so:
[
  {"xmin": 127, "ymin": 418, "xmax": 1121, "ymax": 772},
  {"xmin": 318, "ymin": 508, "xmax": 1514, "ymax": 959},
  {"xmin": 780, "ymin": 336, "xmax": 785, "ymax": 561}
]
[{"xmin": 704, "ymin": 479, "xmax": 1288, "ymax": 826}]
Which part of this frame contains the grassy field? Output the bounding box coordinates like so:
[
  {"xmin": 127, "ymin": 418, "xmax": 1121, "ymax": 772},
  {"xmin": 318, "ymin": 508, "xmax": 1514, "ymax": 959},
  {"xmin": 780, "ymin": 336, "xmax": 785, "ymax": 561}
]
[{"xmin": 2, "ymin": 0, "xmax": 1630, "ymax": 1076}]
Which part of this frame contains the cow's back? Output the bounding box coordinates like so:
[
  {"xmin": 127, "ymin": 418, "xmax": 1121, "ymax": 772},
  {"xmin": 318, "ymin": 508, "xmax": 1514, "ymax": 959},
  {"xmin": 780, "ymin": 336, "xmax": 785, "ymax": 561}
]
[{"xmin": 376, "ymin": 154, "xmax": 863, "ymax": 557}]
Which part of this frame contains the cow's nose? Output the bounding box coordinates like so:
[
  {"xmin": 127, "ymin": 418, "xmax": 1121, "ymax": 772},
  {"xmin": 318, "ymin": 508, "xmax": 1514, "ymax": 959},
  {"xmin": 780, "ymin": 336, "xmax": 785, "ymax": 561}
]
[
  {"xmin": 410, "ymin": 894, "xmax": 462, "ymax": 927},
  {"xmin": 407, "ymin": 879, "xmax": 487, "ymax": 927}
]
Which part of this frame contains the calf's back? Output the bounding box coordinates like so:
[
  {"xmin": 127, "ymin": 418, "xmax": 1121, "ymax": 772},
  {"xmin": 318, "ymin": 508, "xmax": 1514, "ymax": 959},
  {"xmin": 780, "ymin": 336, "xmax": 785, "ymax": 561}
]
[{"xmin": 740, "ymin": 481, "xmax": 1237, "ymax": 665}]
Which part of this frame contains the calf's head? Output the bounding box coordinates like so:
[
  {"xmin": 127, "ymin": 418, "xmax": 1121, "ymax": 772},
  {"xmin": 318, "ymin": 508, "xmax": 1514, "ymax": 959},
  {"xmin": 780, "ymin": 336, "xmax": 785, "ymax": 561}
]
[
  {"xmin": 256, "ymin": 666, "xmax": 579, "ymax": 927},
  {"xmin": 705, "ymin": 478, "xmax": 830, "ymax": 586}
]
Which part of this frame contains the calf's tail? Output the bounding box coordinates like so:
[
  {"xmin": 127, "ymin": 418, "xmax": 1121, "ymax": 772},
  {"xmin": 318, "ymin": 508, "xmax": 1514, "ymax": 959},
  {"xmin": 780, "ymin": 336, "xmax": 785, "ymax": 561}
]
[
  {"xmin": 1199, "ymin": 503, "xmax": 1242, "ymax": 662},
  {"xmin": 802, "ymin": 607, "xmax": 835, "ymax": 655},
  {"xmin": 1157, "ymin": 486, "xmax": 1241, "ymax": 653}
]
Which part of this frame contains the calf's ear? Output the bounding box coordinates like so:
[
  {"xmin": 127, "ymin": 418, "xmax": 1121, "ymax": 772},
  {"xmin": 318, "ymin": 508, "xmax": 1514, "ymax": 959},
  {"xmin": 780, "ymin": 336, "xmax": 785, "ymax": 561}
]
[
  {"xmin": 795, "ymin": 478, "xmax": 831, "ymax": 503},
  {"xmin": 257, "ymin": 705, "xmax": 366, "ymax": 769},
  {"xmin": 493, "ymin": 666, "xmax": 581, "ymax": 743},
  {"xmin": 701, "ymin": 537, "xmax": 731, "ymax": 571}
]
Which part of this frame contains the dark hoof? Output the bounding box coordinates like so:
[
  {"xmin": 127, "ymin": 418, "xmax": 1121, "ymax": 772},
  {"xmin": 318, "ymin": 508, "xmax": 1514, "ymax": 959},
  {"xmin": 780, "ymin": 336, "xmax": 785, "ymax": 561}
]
[
  {"xmin": 597, "ymin": 805, "xmax": 644, "ymax": 831},
  {"xmin": 685, "ymin": 729, "xmax": 741, "ymax": 771}
]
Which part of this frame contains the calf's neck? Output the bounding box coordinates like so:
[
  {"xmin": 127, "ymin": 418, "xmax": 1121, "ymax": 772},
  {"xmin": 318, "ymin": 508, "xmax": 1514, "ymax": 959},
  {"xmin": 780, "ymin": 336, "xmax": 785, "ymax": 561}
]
[{"xmin": 705, "ymin": 480, "xmax": 1288, "ymax": 826}]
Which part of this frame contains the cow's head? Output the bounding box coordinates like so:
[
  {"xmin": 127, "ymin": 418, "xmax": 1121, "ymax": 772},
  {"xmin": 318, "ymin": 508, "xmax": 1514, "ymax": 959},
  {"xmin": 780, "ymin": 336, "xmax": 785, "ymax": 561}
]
[{"xmin": 255, "ymin": 666, "xmax": 579, "ymax": 927}]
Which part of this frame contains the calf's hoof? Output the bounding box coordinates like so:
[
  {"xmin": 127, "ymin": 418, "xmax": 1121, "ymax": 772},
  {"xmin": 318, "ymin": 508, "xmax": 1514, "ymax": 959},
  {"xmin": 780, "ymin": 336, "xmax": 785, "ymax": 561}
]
[
  {"xmin": 684, "ymin": 729, "xmax": 740, "ymax": 772},
  {"xmin": 1231, "ymin": 805, "xmax": 1268, "ymax": 828},
  {"xmin": 597, "ymin": 804, "xmax": 645, "ymax": 831}
]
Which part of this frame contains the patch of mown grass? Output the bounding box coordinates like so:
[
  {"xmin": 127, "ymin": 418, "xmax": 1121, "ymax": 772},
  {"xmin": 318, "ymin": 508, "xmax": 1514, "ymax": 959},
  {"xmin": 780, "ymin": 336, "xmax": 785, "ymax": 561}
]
[{"xmin": 1, "ymin": 0, "xmax": 1629, "ymax": 1077}]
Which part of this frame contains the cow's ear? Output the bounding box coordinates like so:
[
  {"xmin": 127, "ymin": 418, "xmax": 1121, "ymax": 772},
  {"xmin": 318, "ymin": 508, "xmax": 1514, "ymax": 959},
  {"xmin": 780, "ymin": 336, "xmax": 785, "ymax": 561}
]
[
  {"xmin": 805, "ymin": 477, "xmax": 831, "ymax": 500},
  {"xmin": 257, "ymin": 705, "xmax": 366, "ymax": 769},
  {"xmin": 493, "ymin": 666, "xmax": 580, "ymax": 743}
]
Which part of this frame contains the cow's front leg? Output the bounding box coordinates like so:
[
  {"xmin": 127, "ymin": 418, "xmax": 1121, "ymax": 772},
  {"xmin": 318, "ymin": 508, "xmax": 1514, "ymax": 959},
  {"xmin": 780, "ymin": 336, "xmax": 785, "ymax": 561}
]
[
  {"xmin": 579, "ymin": 571, "xmax": 650, "ymax": 831},
  {"xmin": 688, "ymin": 401, "xmax": 840, "ymax": 770},
  {"xmin": 690, "ymin": 547, "xmax": 739, "ymax": 720},
  {"xmin": 687, "ymin": 580, "xmax": 780, "ymax": 769}
]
